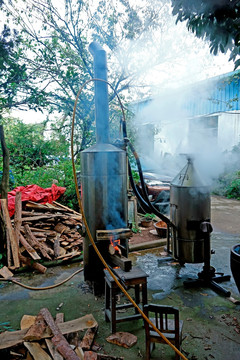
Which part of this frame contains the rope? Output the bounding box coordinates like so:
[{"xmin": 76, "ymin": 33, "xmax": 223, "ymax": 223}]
[{"xmin": 71, "ymin": 78, "xmax": 188, "ymax": 360}]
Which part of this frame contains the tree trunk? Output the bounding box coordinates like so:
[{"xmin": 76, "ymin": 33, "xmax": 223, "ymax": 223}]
[
  {"xmin": 0, "ymin": 124, "xmax": 10, "ymax": 200},
  {"xmin": 0, "ymin": 123, "xmax": 10, "ymax": 256}
]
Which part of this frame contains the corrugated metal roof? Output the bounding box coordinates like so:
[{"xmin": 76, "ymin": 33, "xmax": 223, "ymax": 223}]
[
  {"xmin": 134, "ymin": 71, "xmax": 240, "ymax": 118},
  {"xmin": 184, "ymin": 71, "xmax": 240, "ymax": 116}
]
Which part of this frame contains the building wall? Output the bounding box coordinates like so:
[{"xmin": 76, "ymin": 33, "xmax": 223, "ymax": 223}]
[{"xmin": 218, "ymin": 112, "xmax": 240, "ymax": 151}]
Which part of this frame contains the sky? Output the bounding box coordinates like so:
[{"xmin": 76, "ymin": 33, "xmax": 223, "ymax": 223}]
[{"xmin": 9, "ymin": 0, "xmax": 236, "ymax": 124}]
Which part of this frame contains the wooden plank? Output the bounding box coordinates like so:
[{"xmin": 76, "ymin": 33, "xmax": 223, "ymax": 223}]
[
  {"xmin": 24, "ymin": 342, "xmax": 52, "ymax": 360},
  {"xmin": 6, "ymin": 230, "xmax": 13, "ymax": 268},
  {"xmin": 1, "ymin": 199, "xmax": 20, "ymax": 268},
  {"xmin": 14, "ymin": 191, "xmax": 22, "ymax": 246},
  {"xmin": 46, "ymin": 339, "xmax": 63, "ymax": 360},
  {"xmin": 40, "ymin": 308, "xmax": 79, "ymax": 360},
  {"xmin": 0, "ymin": 266, "xmax": 14, "ymax": 279},
  {"xmin": 0, "ymin": 314, "xmax": 98, "ymax": 350},
  {"xmin": 19, "ymin": 234, "xmax": 41, "ymax": 260}
]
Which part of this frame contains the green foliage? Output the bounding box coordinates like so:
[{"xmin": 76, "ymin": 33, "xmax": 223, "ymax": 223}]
[
  {"xmin": 171, "ymin": 0, "xmax": 240, "ymax": 69},
  {"xmin": 0, "ymin": 24, "xmax": 48, "ymax": 114},
  {"xmin": 131, "ymin": 170, "xmax": 140, "ymax": 184},
  {"xmin": 143, "ymin": 213, "xmax": 155, "ymax": 220},
  {"xmin": 225, "ymin": 172, "xmax": 240, "ymax": 200},
  {"xmin": 131, "ymin": 222, "xmax": 141, "ymax": 233},
  {"xmin": 0, "ymin": 118, "xmax": 68, "ymax": 175},
  {"xmin": 211, "ymin": 143, "xmax": 240, "ymax": 200}
]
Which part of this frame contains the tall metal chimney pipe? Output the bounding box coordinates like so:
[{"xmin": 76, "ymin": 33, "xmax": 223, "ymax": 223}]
[{"xmin": 89, "ymin": 41, "xmax": 109, "ymax": 144}]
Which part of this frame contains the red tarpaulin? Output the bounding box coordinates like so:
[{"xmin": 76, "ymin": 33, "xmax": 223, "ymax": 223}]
[{"xmin": 6, "ymin": 184, "xmax": 66, "ymax": 217}]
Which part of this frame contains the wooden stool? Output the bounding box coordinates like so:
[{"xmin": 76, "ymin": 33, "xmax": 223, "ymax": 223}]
[{"xmin": 104, "ymin": 266, "xmax": 148, "ymax": 333}]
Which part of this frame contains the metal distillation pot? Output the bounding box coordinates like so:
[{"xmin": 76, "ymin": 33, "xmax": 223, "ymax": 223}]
[
  {"xmin": 170, "ymin": 157, "xmax": 210, "ymax": 263},
  {"xmin": 80, "ymin": 42, "xmax": 128, "ymax": 282}
]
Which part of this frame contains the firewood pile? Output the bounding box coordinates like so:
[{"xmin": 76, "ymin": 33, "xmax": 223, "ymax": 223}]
[
  {"xmin": 0, "ymin": 192, "xmax": 83, "ymax": 273},
  {"xmin": 0, "ymin": 308, "xmax": 125, "ymax": 360}
]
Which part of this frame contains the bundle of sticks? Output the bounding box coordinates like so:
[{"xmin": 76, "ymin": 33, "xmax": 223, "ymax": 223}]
[{"xmin": 0, "ymin": 192, "xmax": 83, "ymax": 273}]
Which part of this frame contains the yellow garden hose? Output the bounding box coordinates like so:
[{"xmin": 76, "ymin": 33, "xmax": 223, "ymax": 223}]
[
  {"xmin": 71, "ymin": 79, "xmax": 188, "ymax": 360},
  {"xmin": 0, "ymin": 267, "xmax": 83, "ymax": 290}
]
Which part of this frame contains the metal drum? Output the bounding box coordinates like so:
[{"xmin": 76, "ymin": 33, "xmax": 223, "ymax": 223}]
[{"xmin": 170, "ymin": 157, "xmax": 210, "ymax": 263}]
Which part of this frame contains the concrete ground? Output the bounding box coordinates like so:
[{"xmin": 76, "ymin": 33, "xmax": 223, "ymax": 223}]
[{"xmin": 0, "ymin": 195, "xmax": 239, "ymax": 359}]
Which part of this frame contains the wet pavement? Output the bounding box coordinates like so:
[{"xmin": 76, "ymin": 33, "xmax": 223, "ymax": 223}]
[{"xmin": 0, "ymin": 196, "xmax": 240, "ymax": 359}]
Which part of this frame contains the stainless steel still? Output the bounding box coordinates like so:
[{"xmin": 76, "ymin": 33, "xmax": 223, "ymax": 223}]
[
  {"xmin": 80, "ymin": 42, "xmax": 128, "ymax": 282},
  {"xmin": 170, "ymin": 157, "xmax": 210, "ymax": 263}
]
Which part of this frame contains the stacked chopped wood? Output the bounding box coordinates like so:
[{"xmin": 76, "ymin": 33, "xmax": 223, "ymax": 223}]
[
  {"xmin": 0, "ymin": 309, "xmax": 124, "ymax": 360},
  {"xmin": 1, "ymin": 192, "xmax": 83, "ymax": 272}
]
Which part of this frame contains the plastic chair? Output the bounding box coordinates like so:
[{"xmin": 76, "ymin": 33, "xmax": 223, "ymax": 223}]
[{"xmin": 144, "ymin": 304, "xmax": 183, "ymax": 360}]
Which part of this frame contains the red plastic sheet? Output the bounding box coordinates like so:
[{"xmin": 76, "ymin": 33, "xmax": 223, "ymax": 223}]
[{"xmin": 7, "ymin": 184, "xmax": 66, "ymax": 217}]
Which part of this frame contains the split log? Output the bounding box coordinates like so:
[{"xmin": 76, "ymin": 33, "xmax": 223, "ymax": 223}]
[
  {"xmin": 80, "ymin": 326, "xmax": 98, "ymax": 351},
  {"xmin": 106, "ymin": 332, "xmax": 137, "ymax": 348},
  {"xmin": 56, "ymin": 250, "xmax": 80, "ymax": 260},
  {"xmin": 19, "ymin": 254, "xmax": 47, "ymax": 274},
  {"xmin": 14, "ymin": 191, "xmax": 22, "ymax": 246},
  {"xmin": 54, "ymin": 235, "xmax": 61, "ymax": 258},
  {"xmin": 22, "ymin": 211, "xmax": 52, "ymax": 217},
  {"xmin": 24, "ymin": 224, "xmax": 53, "ymax": 259},
  {"xmin": 96, "ymin": 228, "xmax": 132, "ymax": 241},
  {"xmin": 30, "ymin": 232, "xmax": 48, "ymax": 238},
  {"xmin": 108, "ymin": 254, "xmax": 132, "ymax": 272},
  {"xmin": 20, "ymin": 315, "xmax": 36, "ymax": 330},
  {"xmin": 75, "ymin": 347, "xmax": 84, "ymax": 359},
  {"xmin": 84, "ymin": 352, "xmax": 97, "ymax": 360},
  {"xmin": 55, "ymin": 313, "xmax": 64, "ymax": 325},
  {"xmin": 25, "ymin": 201, "xmax": 53, "ymax": 211},
  {"xmin": 19, "ymin": 234, "xmax": 41, "ymax": 260},
  {"xmin": 23, "ymin": 313, "xmax": 47, "ymax": 341},
  {"xmin": 40, "ymin": 308, "xmax": 79, "ymax": 360},
  {"xmin": 21, "ymin": 214, "xmax": 68, "ymax": 223},
  {"xmin": 1, "ymin": 199, "xmax": 20, "ymax": 268},
  {"xmin": 54, "ymin": 222, "xmax": 71, "ymax": 234}
]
